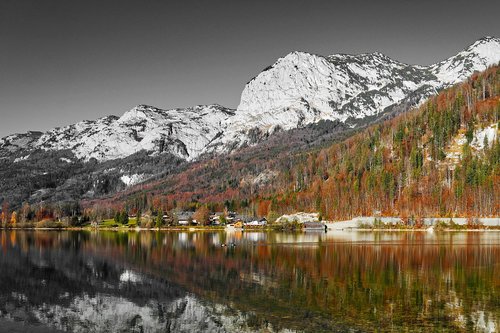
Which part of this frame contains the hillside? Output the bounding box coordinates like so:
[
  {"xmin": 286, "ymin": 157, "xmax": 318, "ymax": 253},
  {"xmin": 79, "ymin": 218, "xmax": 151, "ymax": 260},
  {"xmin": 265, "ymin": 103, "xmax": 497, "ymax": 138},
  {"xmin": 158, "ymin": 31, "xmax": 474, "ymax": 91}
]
[
  {"xmin": 97, "ymin": 65, "xmax": 500, "ymax": 221},
  {"xmin": 259, "ymin": 66, "xmax": 500, "ymax": 219}
]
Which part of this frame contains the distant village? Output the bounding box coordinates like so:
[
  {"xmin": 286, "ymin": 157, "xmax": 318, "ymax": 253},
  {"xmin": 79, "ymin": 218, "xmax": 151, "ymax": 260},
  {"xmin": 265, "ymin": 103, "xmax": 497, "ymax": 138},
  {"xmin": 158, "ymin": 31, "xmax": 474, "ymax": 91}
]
[
  {"xmin": 121, "ymin": 209, "xmax": 328, "ymax": 231},
  {"xmin": 137, "ymin": 210, "xmax": 269, "ymax": 228}
]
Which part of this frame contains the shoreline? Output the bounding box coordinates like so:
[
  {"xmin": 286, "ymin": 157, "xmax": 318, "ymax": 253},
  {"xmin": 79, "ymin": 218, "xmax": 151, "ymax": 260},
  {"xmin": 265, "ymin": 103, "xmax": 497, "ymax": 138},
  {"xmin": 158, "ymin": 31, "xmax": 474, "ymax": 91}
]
[
  {"xmin": 1, "ymin": 226, "xmax": 500, "ymax": 232},
  {"xmin": 353, "ymin": 228, "xmax": 500, "ymax": 232},
  {"xmin": 2, "ymin": 216, "xmax": 500, "ymax": 232}
]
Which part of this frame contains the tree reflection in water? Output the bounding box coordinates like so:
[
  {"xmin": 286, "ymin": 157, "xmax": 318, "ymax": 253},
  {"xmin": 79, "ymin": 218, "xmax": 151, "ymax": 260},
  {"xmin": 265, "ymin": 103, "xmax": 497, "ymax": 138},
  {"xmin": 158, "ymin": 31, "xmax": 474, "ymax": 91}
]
[{"xmin": 0, "ymin": 230, "xmax": 498, "ymax": 332}]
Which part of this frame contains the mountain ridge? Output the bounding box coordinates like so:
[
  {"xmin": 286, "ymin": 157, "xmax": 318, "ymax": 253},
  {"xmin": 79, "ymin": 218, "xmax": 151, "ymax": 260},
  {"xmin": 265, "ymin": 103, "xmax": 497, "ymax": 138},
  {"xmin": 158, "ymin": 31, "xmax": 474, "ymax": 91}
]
[{"xmin": 2, "ymin": 37, "xmax": 499, "ymax": 163}]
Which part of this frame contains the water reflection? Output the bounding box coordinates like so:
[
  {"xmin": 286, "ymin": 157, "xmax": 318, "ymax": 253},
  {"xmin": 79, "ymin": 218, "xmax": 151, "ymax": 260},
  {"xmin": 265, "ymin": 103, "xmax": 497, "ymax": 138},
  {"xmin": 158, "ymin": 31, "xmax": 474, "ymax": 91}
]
[{"xmin": 0, "ymin": 230, "xmax": 499, "ymax": 332}]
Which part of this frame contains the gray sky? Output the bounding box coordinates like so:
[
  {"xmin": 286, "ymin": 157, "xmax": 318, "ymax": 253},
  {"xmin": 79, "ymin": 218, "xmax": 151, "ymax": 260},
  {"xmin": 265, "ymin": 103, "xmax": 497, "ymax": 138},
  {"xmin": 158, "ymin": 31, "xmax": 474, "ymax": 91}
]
[{"xmin": 1, "ymin": 0, "xmax": 499, "ymax": 137}]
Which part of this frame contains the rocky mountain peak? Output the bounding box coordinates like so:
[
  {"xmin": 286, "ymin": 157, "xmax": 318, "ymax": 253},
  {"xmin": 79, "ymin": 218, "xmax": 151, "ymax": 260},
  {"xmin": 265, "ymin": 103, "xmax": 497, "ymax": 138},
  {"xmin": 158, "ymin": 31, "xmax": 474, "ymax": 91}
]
[{"xmin": 430, "ymin": 37, "xmax": 500, "ymax": 84}]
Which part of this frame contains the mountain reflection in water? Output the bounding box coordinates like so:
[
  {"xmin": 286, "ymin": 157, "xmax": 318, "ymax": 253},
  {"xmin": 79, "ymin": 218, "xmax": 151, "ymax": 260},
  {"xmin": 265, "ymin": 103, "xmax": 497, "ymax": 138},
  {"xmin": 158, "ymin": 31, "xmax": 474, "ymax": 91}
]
[{"xmin": 0, "ymin": 230, "xmax": 498, "ymax": 332}]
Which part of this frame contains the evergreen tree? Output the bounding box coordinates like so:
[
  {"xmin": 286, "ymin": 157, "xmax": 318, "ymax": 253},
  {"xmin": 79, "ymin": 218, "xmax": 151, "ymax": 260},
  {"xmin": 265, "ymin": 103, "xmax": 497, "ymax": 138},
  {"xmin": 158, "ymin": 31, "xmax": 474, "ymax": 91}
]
[
  {"xmin": 120, "ymin": 211, "xmax": 129, "ymax": 225},
  {"xmin": 156, "ymin": 208, "xmax": 163, "ymax": 228},
  {"xmin": 465, "ymin": 121, "xmax": 474, "ymax": 144},
  {"xmin": 136, "ymin": 208, "xmax": 142, "ymax": 227}
]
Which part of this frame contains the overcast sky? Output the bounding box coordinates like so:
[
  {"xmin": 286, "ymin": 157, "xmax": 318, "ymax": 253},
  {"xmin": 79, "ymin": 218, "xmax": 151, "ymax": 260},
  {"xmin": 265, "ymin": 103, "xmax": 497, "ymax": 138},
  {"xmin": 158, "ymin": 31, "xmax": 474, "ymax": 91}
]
[{"xmin": 1, "ymin": 0, "xmax": 499, "ymax": 137}]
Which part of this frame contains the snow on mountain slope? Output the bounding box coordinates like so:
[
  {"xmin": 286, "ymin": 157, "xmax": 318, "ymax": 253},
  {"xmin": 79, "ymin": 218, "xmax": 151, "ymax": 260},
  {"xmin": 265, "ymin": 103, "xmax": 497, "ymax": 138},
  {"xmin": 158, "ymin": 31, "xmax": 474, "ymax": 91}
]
[
  {"xmin": 237, "ymin": 51, "xmax": 425, "ymax": 122},
  {"xmin": 215, "ymin": 51, "xmax": 432, "ymax": 149},
  {"xmin": 1, "ymin": 37, "xmax": 499, "ymax": 164},
  {"xmin": 1, "ymin": 104, "xmax": 234, "ymax": 162},
  {"xmin": 430, "ymin": 36, "xmax": 500, "ymax": 84},
  {"xmin": 216, "ymin": 37, "xmax": 500, "ymax": 151},
  {"xmin": 0, "ymin": 131, "xmax": 42, "ymax": 158}
]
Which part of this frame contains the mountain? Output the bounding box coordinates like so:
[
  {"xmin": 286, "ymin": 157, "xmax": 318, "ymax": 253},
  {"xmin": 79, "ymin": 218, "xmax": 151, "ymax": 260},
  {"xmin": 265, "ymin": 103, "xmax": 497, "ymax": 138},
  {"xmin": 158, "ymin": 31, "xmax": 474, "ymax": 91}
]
[
  {"xmin": 107, "ymin": 64, "xmax": 500, "ymax": 220},
  {"xmin": 0, "ymin": 104, "xmax": 234, "ymax": 162},
  {"xmin": 1, "ymin": 37, "xmax": 499, "ymax": 207},
  {"xmin": 215, "ymin": 37, "xmax": 500, "ymax": 150},
  {"xmin": 0, "ymin": 104, "xmax": 235, "ymax": 206}
]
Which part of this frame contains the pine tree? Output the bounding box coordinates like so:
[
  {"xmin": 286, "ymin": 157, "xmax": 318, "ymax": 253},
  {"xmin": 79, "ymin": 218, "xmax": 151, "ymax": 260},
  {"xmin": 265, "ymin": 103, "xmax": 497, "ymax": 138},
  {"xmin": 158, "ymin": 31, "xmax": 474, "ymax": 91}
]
[
  {"xmin": 465, "ymin": 121, "xmax": 474, "ymax": 144},
  {"xmin": 156, "ymin": 209, "xmax": 163, "ymax": 228},
  {"xmin": 120, "ymin": 211, "xmax": 129, "ymax": 225},
  {"xmin": 136, "ymin": 208, "xmax": 142, "ymax": 227},
  {"xmin": 483, "ymin": 134, "xmax": 489, "ymax": 150}
]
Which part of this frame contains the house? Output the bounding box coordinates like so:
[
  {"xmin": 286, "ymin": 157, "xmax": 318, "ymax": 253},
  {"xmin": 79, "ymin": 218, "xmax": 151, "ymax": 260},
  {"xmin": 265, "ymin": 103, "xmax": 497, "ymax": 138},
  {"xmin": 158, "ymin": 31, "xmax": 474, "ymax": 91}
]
[
  {"xmin": 160, "ymin": 214, "xmax": 174, "ymax": 225},
  {"xmin": 244, "ymin": 217, "xmax": 267, "ymax": 227},
  {"xmin": 209, "ymin": 212, "xmax": 225, "ymax": 225},
  {"xmin": 175, "ymin": 211, "xmax": 197, "ymax": 226},
  {"xmin": 234, "ymin": 214, "xmax": 253, "ymax": 223},
  {"xmin": 223, "ymin": 211, "xmax": 237, "ymax": 223}
]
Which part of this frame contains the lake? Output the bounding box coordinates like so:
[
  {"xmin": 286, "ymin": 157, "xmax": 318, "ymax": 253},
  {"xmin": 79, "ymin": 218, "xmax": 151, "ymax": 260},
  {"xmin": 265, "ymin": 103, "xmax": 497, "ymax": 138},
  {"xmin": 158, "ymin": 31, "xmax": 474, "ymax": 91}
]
[{"xmin": 0, "ymin": 230, "xmax": 498, "ymax": 332}]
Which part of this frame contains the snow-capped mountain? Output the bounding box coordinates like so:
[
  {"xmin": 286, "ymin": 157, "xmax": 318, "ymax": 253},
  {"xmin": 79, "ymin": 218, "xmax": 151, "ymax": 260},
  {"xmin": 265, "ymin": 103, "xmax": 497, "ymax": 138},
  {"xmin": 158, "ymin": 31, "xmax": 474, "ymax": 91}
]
[
  {"xmin": 1, "ymin": 104, "xmax": 234, "ymax": 162},
  {"xmin": 216, "ymin": 36, "xmax": 500, "ymax": 150}
]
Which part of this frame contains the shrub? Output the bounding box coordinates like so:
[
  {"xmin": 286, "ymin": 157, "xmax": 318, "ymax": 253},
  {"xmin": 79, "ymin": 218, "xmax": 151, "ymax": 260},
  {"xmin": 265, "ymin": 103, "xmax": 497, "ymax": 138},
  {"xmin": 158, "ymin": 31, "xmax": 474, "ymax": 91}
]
[
  {"xmin": 357, "ymin": 222, "xmax": 373, "ymax": 229},
  {"xmin": 36, "ymin": 220, "xmax": 65, "ymax": 229}
]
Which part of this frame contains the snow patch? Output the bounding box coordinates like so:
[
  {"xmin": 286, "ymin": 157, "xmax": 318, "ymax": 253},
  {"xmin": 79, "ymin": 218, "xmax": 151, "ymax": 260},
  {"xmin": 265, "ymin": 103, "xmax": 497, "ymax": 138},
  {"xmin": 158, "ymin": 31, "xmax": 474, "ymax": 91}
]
[
  {"xmin": 119, "ymin": 270, "xmax": 143, "ymax": 283},
  {"xmin": 120, "ymin": 174, "xmax": 145, "ymax": 186},
  {"xmin": 471, "ymin": 124, "xmax": 498, "ymax": 150},
  {"xmin": 13, "ymin": 155, "xmax": 29, "ymax": 163},
  {"xmin": 252, "ymin": 170, "xmax": 278, "ymax": 186}
]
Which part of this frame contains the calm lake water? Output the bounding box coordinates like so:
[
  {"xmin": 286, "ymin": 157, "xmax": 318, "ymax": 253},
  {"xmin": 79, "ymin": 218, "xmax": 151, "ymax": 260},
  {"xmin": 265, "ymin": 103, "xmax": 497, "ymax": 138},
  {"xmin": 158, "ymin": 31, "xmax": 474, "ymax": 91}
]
[{"xmin": 0, "ymin": 230, "xmax": 498, "ymax": 332}]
